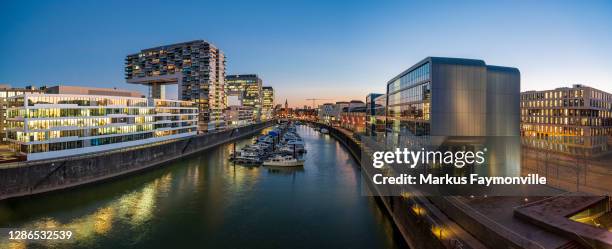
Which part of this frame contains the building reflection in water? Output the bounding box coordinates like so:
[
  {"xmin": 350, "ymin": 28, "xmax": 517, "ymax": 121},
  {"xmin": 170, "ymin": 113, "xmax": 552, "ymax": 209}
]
[
  {"xmin": 0, "ymin": 125, "xmax": 412, "ymax": 249},
  {"xmin": 1, "ymin": 172, "xmax": 173, "ymax": 249}
]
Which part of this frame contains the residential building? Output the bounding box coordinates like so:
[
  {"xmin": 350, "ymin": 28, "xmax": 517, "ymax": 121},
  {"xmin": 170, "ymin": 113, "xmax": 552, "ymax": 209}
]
[
  {"xmin": 262, "ymin": 86, "xmax": 274, "ymax": 120},
  {"xmin": 331, "ymin": 101, "xmax": 349, "ymax": 126},
  {"xmin": 0, "ymin": 85, "xmax": 44, "ymax": 141},
  {"xmin": 318, "ymin": 103, "xmax": 335, "ymax": 123},
  {"xmin": 5, "ymin": 93, "xmax": 197, "ymax": 161},
  {"xmin": 125, "ymin": 40, "xmax": 226, "ymax": 132},
  {"xmin": 294, "ymin": 108, "xmax": 317, "ymax": 120},
  {"xmin": 45, "ymin": 85, "xmax": 142, "ymax": 97},
  {"xmin": 385, "ymin": 57, "xmax": 520, "ymax": 143},
  {"xmin": 521, "ymin": 84, "xmax": 612, "ymax": 156},
  {"xmin": 341, "ymin": 106, "xmax": 367, "ymax": 133},
  {"xmin": 225, "ymin": 105, "xmax": 254, "ymax": 128},
  {"xmin": 225, "ymin": 74, "xmax": 262, "ymax": 121}
]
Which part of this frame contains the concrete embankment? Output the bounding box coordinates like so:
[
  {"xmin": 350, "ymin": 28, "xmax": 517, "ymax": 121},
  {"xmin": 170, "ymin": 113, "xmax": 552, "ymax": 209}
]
[
  {"xmin": 305, "ymin": 122, "xmax": 478, "ymax": 249},
  {"xmin": 0, "ymin": 121, "xmax": 274, "ymax": 201},
  {"xmin": 307, "ymin": 122, "xmax": 592, "ymax": 249},
  {"xmin": 307, "ymin": 121, "xmax": 488, "ymax": 249}
]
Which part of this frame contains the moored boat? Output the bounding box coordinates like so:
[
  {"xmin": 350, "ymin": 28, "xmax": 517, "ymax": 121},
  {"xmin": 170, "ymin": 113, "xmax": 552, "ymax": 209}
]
[{"xmin": 263, "ymin": 155, "xmax": 304, "ymax": 167}]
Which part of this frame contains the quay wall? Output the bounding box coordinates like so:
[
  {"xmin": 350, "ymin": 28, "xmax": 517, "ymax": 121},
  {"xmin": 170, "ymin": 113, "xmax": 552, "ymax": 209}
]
[
  {"xmin": 307, "ymin": 122, "xmax": 471, "ymax": 249},
  {"xmin": 0, "ymin": 121, "xmax": 274, "ymax": 201},
  {"xmin": 312, "ymin": 122, "xmax": 585, "ymax": 249}
]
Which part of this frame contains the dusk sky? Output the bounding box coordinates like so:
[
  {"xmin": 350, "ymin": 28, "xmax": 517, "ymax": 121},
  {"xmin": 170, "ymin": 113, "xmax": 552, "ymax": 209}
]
[{"xmin": 1, "ymin": 0, "xmax": 611, "ymax": 107}]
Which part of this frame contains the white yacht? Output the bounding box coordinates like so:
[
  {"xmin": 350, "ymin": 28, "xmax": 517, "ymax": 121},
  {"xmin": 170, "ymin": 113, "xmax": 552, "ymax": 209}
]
[{"xmin": 263, "ymin": 155, "xmax": 305, "ymax": 167}]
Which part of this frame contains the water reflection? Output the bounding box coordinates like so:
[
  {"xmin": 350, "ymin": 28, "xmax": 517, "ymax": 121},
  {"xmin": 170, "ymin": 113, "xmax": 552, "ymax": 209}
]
[
  {"xmin": 0, "ymin": 125, "xmax": 405, "ymax": 249},
  {"xmin": 266, "ymin": 167, "xmax": 305, "ymax": 175},
  {"xmin": 1, "ymin": 172, "xmax": 172, "ymax": 248}
]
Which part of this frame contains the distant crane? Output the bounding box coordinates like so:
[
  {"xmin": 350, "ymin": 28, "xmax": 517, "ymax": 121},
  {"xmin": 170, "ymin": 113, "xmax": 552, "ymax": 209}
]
[{"xmin": 305, "ymin": 98, "xmax": 332, "ymax": 108}]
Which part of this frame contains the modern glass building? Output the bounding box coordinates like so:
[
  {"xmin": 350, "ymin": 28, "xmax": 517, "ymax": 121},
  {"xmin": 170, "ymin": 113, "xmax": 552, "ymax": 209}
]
[
  {"xmin": 45, "ymin": 85, "xmax": 142, "ymax": 97},
  {"xmin": 385, "ymin": 57, "xmax": 520, "ymax": 143},
  {"xmin": 125, "ymin": 40, "xmax": 226, "ymax": 132},
  {"xmin": 262, "ymin": 86, "xmax": 274, "ymax": 121},
  {"xmin": 5, "ymin": 93, "xmax": 198, "ymax": 161},
  {"xmin": 521, "ymin": 84, "xmax": 612, "ymax": 156},
  {"xmin": 365, "ymin": 93, "xmax": 385, "ymax": 136},
  {"xmin": 225, "ymin": 74, "xmax": 262, "ymax": 121},
  {"xmin": 0, "ymin": 85, "xmax": 44, "ymax": 141}
]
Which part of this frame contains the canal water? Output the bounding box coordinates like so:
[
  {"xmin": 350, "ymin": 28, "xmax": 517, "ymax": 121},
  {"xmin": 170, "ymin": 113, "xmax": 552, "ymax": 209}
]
[{"xmin": 0, "ymin": 125, "xmax": 406, "ymax": 249}]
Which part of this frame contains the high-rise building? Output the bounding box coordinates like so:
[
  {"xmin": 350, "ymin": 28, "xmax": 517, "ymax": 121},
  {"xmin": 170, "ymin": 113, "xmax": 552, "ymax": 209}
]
[
  {"xmin": 262, "ymin": 86, "xmax": 274, "ymax": 120},
  {"xmin": 0, "ymin": 85, "xmax": 44, "ymax": 141},
  {"xmin": 385, "ymin": 57, "xmax": 520, "ymax": 141},
  {"xmin": 125, "ymin": 40, "xmax": 226, "ymax": 132},
  {"xmin": 521, "ymin": 84, "xmax": 612, "ymax": 156},
  {"xmin": 225, "ymin": 74, "xmax": 262, "ymax": 121},
  {"xmin": 5, "ymin": 93, "xmax": 197, "ymax": 160}
]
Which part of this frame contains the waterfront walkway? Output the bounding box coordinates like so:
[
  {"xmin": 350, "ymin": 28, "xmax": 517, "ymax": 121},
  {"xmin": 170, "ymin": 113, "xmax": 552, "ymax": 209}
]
[{"xmin": 303, "ymin": 120, "xmax": 601, "ymax": 249}]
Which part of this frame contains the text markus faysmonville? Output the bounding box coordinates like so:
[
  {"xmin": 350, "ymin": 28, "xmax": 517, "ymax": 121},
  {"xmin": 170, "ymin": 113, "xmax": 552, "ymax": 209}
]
[{"xmin": 372, "ymin": 148, "xmax": 486, "ymax": 168}]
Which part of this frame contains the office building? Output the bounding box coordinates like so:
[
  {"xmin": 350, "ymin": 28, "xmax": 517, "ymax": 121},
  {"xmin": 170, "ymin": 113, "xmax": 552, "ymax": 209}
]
[
  {"xmin": 385, "ymin": 57, "xmax": 520, "ymax": 141},
  {"xmin": 5, "ymin": 93, "xmax": 197, "ymax": 160},
  {"xmin": 318, "ymin": 103, "xmax": 335, "ymax": 123},
  {"xmin": 521, "ymin": 84, "xmax": 612, "ymax": 156},
  {"xmin": 225, "ymin": 105, "xmax": 254, "ymax": 128},
  {"xmin": 45, "ymin": 85, "xmax": 142, "ymax": 97},
  {"xmin": 226, "ymin": 74, "xmax": 262, "ymax": 121},
  {"xmin": 366, "ymin": 93, "xmax": 386, "ymax": 136},
  {"xmin": 262, "ymin": 86, "xmax": 274, "ymax": 120},
  {"xmin": 0, "ymin": 85, "xmax": 44, "ymax": 141},
  {"xmin": 125, "ymin": 40, "xmax": 226, "ymax": 132}
]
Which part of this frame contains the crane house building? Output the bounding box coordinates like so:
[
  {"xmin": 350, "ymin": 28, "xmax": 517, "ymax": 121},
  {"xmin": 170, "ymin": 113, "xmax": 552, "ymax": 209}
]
[{"xmin": 5, "ymin": 93, "xmax": 198, "ymax": 161}]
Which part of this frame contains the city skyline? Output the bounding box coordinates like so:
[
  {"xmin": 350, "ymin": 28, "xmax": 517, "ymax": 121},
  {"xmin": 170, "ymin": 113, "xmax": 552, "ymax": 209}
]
[{"xmin": 1, "ymin": 0, "xmax": 611, "ymax": 108}]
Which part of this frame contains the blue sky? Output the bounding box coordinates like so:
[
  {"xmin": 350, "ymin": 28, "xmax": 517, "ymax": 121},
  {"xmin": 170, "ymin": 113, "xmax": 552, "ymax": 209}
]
[{"xmin": 1, "ymin": 0, "xmax": 611, "ymax": 107}]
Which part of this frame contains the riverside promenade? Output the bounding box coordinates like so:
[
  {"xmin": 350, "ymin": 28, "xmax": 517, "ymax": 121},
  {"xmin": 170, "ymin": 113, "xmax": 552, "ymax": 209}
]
[{"xmin": 303, "ymin": 120, "xmax": 601, "ymax": 249}]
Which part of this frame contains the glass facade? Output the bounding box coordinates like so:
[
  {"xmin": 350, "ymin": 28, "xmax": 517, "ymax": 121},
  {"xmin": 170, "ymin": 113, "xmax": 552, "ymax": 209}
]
[
  {"xmin": 521, "ymin": 85, "xmax": 612, "ymax": 156},
  {"xmin": 0, "ymin": 87, "xmax": 44, "ymax": 141},
  {"xmin": 386, "ymin": 62, "xmax": 431, "ymax": 136},
  {"xmin": 365, "ymin": 94, "xmax": 386, "ymax": 136},
  {"xmin": 262, "ymin": 86, "xmax": 274, "ymax": 120},
  {"xmin": 6, "ymin": 94, "xmax": 198, "ymax": 160},
  {"xmin": 226, "ymin": 75, "xmax": 263, "ymax": 121}
]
